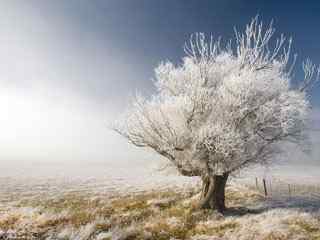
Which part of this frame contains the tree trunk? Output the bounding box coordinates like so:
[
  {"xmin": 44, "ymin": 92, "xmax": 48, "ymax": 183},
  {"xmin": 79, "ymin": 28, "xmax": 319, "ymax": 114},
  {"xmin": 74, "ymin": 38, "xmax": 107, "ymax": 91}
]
[{"xmin": 198, "ymin": 173, "xmax": 229, "ymax": 212}]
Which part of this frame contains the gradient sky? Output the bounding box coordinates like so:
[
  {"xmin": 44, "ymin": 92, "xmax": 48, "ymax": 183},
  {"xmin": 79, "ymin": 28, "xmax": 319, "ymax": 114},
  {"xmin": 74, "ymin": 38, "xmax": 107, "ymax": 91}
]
[{"xmin": 0, "ymin": 1, "xmax": 319, "ymax": 165}]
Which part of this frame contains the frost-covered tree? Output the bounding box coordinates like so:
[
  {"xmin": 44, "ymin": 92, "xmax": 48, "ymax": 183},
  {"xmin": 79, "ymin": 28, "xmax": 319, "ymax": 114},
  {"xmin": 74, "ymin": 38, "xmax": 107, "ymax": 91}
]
[{"xmin": 114, "ymin": 18, "xmax": 319, "ymax": 212}]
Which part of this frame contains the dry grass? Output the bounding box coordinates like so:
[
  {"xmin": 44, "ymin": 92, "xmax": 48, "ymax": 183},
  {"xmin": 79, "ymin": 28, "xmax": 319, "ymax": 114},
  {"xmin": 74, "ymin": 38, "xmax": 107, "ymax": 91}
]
[{"xmin": 0, "ymin": 183, "xmax": 320, "ymax": 240}]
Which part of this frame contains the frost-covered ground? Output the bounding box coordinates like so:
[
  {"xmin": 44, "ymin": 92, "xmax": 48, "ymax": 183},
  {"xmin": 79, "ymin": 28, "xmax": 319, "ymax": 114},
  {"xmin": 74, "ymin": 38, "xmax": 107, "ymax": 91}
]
[
  {"xmin": 0, "ymin": 162, "xmax": 200, "ymax": 200},
  {"xmin": 0, "ymin": 162, "xmax": 320, "ymax": 239}
]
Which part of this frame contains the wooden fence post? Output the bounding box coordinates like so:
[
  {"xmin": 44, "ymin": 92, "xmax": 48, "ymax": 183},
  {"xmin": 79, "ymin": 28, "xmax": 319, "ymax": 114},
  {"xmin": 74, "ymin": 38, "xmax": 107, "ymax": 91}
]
[
  {"xmin": 263, "ymin": 179, "xmax": 268, "ymax": 197},
  {"xmin": 288, "ymin": 184, "xmax": 291, "ymax": 198}
]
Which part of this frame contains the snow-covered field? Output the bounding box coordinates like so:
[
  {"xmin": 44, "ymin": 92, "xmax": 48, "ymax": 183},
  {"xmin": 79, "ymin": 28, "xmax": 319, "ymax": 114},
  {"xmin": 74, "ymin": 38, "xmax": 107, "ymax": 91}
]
[
  {"xmin": 1, "ymin": 163, "xmax": 320, "ymax": 239},
  {"xmin": 0, "ymin": 162, "xmax": 200, "ymax": 200}
]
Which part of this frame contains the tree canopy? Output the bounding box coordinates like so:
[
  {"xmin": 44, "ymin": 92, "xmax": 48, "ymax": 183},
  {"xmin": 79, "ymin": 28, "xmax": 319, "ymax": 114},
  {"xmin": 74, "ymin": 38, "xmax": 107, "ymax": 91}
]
[{"xmin": 115, "ymin": 18, "xmax": 319, "ymax": 179}]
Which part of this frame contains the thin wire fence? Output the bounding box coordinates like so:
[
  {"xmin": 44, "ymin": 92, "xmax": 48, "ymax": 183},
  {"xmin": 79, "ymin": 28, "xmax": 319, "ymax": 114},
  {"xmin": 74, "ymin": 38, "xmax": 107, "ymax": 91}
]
[{"xmin": 248, "ymin": 176, "xmax": 320, "ymax": 201}]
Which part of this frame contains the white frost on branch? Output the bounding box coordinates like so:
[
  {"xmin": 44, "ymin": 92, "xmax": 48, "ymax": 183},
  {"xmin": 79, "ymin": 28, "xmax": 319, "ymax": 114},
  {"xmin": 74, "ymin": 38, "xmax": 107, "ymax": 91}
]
[{"xmin": 114, "ymin": 17, "xmax": 319, "ymax": 177}]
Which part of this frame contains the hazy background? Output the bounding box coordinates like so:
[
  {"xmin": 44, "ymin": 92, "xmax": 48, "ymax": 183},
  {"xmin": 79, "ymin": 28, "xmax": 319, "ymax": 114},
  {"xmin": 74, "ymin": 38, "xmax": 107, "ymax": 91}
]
[{"xmin": 0, "ymin": 1, "xmax": 319, "ymax": 175}]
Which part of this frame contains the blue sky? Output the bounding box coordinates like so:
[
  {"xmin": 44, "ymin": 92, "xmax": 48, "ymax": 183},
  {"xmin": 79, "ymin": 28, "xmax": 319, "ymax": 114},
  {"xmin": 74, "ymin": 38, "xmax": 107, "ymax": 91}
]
[
  {"xmin": 56, "ymin": 0, "xmax": 320, "ymax": 105},
  {"xmin": 3, "ymin": 1, "xmax": 319, "ymax": 106},
  {"xmin": 0, "ymin": 1, "xmax": 319, "ymax": 164}
]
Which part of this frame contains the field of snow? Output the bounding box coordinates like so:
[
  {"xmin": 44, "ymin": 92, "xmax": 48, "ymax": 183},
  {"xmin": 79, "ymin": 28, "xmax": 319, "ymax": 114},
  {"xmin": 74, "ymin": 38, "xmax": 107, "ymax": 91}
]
[
  {"xmin": 0, "ymin": 162, "xmax": 320, "ymax": 239},
  {"xmin": 0, "ymin": 162, "xmax": 200, "ymax": 200}
]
